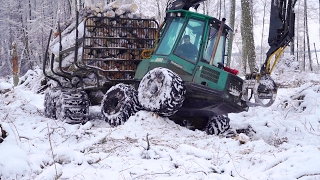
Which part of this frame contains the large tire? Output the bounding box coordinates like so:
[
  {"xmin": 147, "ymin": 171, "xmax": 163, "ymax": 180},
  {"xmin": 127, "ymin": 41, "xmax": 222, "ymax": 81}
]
[
  {"xmin": 56, "ymin": 89, "xmax": 90, "ymax": 124},
  {"xmin": 44, "ymin": 87, "xmax": 61, "ymax": 119},
  {"xmin": 101, "ymin": 83, "xmax": 140, "ymax": 127},
  {"xmin": 138, "ymin": 67, "xmax": 186, "ymax": 117},
  {"xmin": 205, "ymin": 115, "xmax": 233, "ymax": 136}
]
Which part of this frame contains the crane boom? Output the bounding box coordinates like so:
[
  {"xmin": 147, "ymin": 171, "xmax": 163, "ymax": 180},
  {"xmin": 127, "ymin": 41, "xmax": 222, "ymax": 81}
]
[{"xmin": 261, "ymin": 0, "xmax": 297, "ymax": 75}]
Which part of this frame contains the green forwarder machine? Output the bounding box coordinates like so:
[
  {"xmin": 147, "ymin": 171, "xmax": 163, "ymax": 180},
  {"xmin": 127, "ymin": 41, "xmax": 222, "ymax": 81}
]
[{"xmin": 43, "ymin": 0, "xmax": 297, "ymax": 135}]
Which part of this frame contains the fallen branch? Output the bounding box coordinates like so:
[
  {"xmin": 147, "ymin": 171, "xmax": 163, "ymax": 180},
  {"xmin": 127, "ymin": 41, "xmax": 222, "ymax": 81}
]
[
  {"xmin": 47, "ymin": 123, "xmax": 59, "ymax": 179},
  {"xmin": 133, "ymin": 172, "xmax": 171, "ymax": 180},
  {"xmin": 146, "ymin": 133, "xmax": 150, "ymax": 150},
  {"xmin": 297, "ymin": 173, "xmax": 320, "ymax": 179}
]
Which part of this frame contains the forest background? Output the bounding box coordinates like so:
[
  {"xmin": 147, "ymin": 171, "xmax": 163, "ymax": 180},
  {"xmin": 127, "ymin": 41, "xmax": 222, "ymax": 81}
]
[{"xmin": 0, "ymin": 0, "xmax": 319, "ymax": 78}]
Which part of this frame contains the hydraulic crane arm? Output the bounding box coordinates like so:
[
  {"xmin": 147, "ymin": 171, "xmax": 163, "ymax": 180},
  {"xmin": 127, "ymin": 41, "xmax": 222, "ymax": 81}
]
[
  {"xmin": 261, "ymin": 0, "xmax": 297, "ymax": 75},
  {"xmin": 244, "ymin": 0, "xmax": 297, "ymax": 107}
]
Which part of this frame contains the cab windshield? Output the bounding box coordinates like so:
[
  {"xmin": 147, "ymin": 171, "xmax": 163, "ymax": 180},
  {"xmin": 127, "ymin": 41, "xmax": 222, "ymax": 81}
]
[{"xmin": 155, "ymin": 17, "xmax": 185, "ymax": 55}]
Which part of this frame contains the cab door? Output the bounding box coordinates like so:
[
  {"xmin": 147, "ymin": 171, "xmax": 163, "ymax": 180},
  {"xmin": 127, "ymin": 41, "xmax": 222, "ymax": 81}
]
[{"xmin": 192, "ymin": 26, "xmax": 229, "ymax": 91}]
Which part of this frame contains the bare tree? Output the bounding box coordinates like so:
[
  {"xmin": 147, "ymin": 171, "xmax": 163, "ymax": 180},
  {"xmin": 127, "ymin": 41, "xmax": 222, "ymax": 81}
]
[
  {"xmin": 296, "ymin": 0, "xmax": 302, "ymax": 70},
  {"xmin": 19, "ymin": 0, "xmax": 33, "ymax": 73},
  {"xmin": 226, "ymin": 0, "xmax": 236, "ymax": 66},
  {"xmin": 314, "ymin": 43, "xmax": 319, "ymax": 67},
  {"xmin": 304, "ymin": 0, "xmax": 312, "ymax": 71},
  {"xmin": 218, "ymin": 0, "xmax": 222, "ymax": 19},
  {"xmin": 303, "ymin": 8, "xmax": 306, "ymax": 71},
  {"xmin": 202, "ymin": 0, "xmax": 208, "ymax": 15},
  {"xmin": 260, "ymin": 0, "xmax": 267, "ymax": 65},
  {"xmin": 240, "ymin": 0, "xmax": 258, "ymax": 74},
  {"xmin": 0, "ymin": 0, "xmax": 76, "ymax": 77}
]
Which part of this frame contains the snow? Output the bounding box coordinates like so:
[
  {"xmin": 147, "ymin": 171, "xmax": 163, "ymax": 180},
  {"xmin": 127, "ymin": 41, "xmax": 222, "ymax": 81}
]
[
  {"xmin": 1, "ymin": 0, "xmax": 320, "ymax": 178},
  {"xmin": 1, "ymin": 69, "xmax": 320, "ymax": 180},
  {"xmin": 0, "ymin": 80, "xmax": 12, "ymax": 91}
]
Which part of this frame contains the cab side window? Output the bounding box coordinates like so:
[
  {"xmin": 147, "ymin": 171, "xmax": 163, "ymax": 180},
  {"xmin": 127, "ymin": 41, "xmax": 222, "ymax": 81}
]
[
  {"xmin": 174, "ymin": 18, "xmax": 205, "ymax": 63},
  {"xmin": 203, "ymin": 27, "xmax": 226, "ymax": 67}
]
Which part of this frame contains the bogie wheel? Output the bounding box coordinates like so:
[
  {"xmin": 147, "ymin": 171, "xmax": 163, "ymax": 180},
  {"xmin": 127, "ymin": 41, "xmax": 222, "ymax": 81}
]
[
  {"xmin": 44, "ymin": 87, "xmax": 62, "ymax": 119},
  {"xmin": 56, "ymin": 89, "xmax": 90, "ymax": 124},
  {"xmin": 205, "ymin": 115, "xmax": 234, "ymax": 136},
  {"xmin": 101, "ymin": 83, "xmax": 140, "ymax": 127},
  {"xmin": 138, "ymin": 67, "xmax": 186, "ymax": 117}
]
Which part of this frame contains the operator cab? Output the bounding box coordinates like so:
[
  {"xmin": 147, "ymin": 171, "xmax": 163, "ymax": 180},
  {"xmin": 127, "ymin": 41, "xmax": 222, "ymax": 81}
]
[{"xmin": 154, "ymin": 10, "xmax": 231, "ymax": 70}]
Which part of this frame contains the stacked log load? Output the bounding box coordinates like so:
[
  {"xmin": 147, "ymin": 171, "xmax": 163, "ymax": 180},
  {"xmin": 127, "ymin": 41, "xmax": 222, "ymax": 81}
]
[{"xmin": 52, "ymin": 0, "xmax": 158, "ymax": 81}]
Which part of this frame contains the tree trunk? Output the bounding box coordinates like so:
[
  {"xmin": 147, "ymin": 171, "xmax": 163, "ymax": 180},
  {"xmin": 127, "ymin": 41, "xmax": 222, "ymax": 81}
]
[
  {"xmin": 241, "ymin": 23, "xmax": 247, "ymax": 75},
  {"xmin": 240, "ymin": 0, "xmax": 257, "ymax": 74},
  {"xmin": 260, "ymin": 0, "xmax": 267, "ymax": 65},
  {"xmin": 156, "ymin": 0, "xmax": 161, "ymax": 23},
  {"xmin": 304, "ymin": 0, "xmax": 312, "ymax": 71},
  {"xmin": 203, "ymin": 0, "xmax": 209, "ymax": 15},
  {"xmin": 218, "ymin": 0, "xmax": 221, "ymax": 19},
  {"xmin": 19, "ymin": 1, "xmax": 32, "ymax": 73},
  {"xmin": 297, "ymin": 0, "xmax": 301, "ymax": 68},
  {"xmin": 314, "ymin": 43, "xmax": 319, "ymax": 67},
  {"xmin": 12, "ymin": 43, "xmax": 19, "ymax": 86},
  {"xmin": 303, "ymin": 8, "xmax": 306, "ymax": 71},
  {"xmin": 227, "ymin": 0, "xmax": 235, "ymax": 66},
  {"xmin": 290, "ymin": 36, "xmax": 295, "ymax": 56}
]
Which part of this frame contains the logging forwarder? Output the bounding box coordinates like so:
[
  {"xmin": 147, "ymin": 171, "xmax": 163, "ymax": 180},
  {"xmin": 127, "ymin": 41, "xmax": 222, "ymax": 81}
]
[{"xmin": 43, "ymin": 0, "xmax": 297, "ymax": 136}]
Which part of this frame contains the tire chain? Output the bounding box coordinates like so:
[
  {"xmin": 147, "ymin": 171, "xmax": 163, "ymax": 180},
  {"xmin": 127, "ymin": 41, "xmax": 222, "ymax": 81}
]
[
  {"xmin": 160, "ymin": 69, "xmax": 186, "ymax": 116},
  {"xmin": 205, "ymin": 115, "xmax": 235, "ymax": 136},
  {"xmin": 44, "ymin": 87, "xmax": 62, "ymax": 119},
  {"xmin": 102, "ymin": 83, "xmax": 140, "ymax": 127},
  {"xmin": 138, "ymin": 67, "xmax": 186, "ymax": 117},
  {"xmin": 56, "ymin": 89, "xmax": 90, "ymax": 124}
]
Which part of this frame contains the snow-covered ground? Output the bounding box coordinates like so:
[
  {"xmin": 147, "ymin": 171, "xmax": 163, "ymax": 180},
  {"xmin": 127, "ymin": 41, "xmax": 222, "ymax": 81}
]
[{"xmin": 1, "ymin": 68, "xmax": 320, "ymax": 180}]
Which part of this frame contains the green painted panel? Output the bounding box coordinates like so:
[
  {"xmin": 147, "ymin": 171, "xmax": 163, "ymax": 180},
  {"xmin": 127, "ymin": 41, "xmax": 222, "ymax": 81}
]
[
  {"xmin": 134, "ymin": 60, "xmax": 150, "ymax": 80},
  {"xmin": 193, "ymin": 62, "xmax": 228, "ymax": 91}
]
